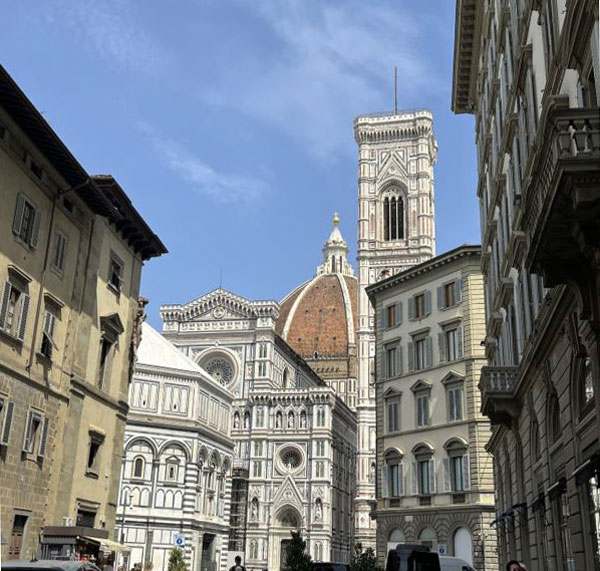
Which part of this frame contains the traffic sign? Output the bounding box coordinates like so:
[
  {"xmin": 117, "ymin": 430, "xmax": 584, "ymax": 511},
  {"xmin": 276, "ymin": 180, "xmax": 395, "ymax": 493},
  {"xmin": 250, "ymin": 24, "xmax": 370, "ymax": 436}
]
[{"xmin": 174, "ymin": 534, "xmax": 185, "ymax": 547}]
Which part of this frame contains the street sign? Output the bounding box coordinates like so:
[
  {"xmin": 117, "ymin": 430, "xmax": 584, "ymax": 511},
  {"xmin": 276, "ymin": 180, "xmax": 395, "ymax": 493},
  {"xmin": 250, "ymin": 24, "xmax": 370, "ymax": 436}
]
[
  {"xmin": 174, "ymin": 534, "xmax": 185, "ymax": 547},
  {"xmin": 437, "ymin": 544, "xmax": 447, "ymax": 556}
]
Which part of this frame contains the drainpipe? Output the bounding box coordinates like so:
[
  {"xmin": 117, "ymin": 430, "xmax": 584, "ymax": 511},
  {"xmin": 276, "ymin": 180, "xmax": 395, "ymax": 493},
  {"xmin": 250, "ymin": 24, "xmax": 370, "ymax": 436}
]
[{"xmin": 26, "ymin": 179, "xmax": 90, "ymax": 372}]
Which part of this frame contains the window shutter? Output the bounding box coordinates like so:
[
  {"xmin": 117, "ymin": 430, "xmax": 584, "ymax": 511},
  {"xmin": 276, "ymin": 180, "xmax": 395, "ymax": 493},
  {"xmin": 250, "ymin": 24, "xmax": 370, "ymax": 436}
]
[
  {"xmin": 457, "ymin": 326, "xmax": 464, "ymax": 358},
  {"xmin": 408, "ymin": 297, "xmax": 415, "ymax": 321},
  {"xmin": 380, "ymin": 308, "xmax": 387, "ymax": 329},
  {"xmin": 38, "ymin": 416, "xmax": 49, "ymax": 458},
  {"xmin": 411, "ymin": 461, "xmax": 418, "ymax": 495},
  {"xmin": 12, "ymin": 194, "xmax": 25, "ymax": 236},
  {"xmin": 463, "ymin": 454, "xmax": 471, "ymax": 490},
  {"xmin": 425, "ymin": 336, "xmax": 433, "ymax": 368},
  {"xmin": 428, "ymin": 458, "xmax": 436, "ymax": 494},
  {"xmin": 455, "ymin": 278, "xmax": 462, "ymax": 303},
  {"xmin": 22, "ymin": 410, "xmax": 33, "ymax": 452},
  {"xmin": 17, "ymin": 294, "xmax": 30, "ymax": 340},
  {"xmin": 443, "ymin": 458, "xmax": 451, "ymax": 492},
  {"xmin": 396, "ymin": 344, "xmax": 403, "ymax": 376},
  {"xmin": 438, "ymin": 332, "xmax": 446, "ymax": 363},
  {"xmin": 381, "ymin": 466, "xmax": 388, "ymax": 497},
  {"xmin": 407, "ymin": 342, "xmax": 414, "ymax": 371},
  {"xmin": 1, "ymin": 401, "xmax": 14, "ymax": 445},
  {"xmin": 30, "ymin": 210, "xmax": 41, "ymax": 248},
  {"xmin": 398, "ymin": 462, "xmax": 404, "ymax": 496},
  {"xmin": 0, "ymin": 281, "xmax": 12, "ymax": 329},
  {"xmin": 395, "ymin": 302, "xmax": 402, "ymax": 325},
  {"xmin": 424, "ymin": 290, "xmax": 432, "ymax": 316},
  {"xmin": 437, "ymin": 286, "xmax": 443, "ymax": 309}
]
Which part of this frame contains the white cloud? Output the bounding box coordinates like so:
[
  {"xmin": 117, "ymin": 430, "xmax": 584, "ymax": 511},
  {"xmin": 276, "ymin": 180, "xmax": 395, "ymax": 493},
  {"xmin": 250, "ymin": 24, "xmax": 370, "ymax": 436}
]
[
  {"xmin": 41, "ymin": 0, "xmax": 169, "ymax": 75},
  {"xmin": 141, "ymin": 127, "xmax": 265, "ymax": 203},
  {"xmin": 201, "ymin": 0, "xmax": 441, "ymax": 160}
]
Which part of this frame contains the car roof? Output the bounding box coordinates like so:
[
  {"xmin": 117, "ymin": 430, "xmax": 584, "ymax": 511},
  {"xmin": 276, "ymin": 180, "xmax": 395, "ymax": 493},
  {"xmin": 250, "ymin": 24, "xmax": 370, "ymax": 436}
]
[{"xmin": 1, "ymin": 561, "xmax": 101, "ymax": 571}]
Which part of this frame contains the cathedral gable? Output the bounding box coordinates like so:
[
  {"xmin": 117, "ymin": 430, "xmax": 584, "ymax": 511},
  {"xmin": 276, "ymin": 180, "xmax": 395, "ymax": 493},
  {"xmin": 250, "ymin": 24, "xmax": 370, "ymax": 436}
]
[
  {"xmin": 272, "ymin": 475, "xmax": 305, "ymax": 517},
  {"xmin": 377, "ymin": 150, "xmax": 408, "ymax": 182}
]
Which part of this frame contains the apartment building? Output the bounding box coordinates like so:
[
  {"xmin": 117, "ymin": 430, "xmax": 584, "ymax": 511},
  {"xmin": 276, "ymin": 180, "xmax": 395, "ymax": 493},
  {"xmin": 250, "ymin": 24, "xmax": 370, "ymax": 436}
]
[
  {"xmin": 367, "ymin": 245, "xmax": 496, "ymax": 570},
  {"xmin": 453, "ymin": 1, "xmax": 600, "ymax": 569},
  {"xmin": 0, "ymin": 65, "xmax": 166, "ymax": 560}
]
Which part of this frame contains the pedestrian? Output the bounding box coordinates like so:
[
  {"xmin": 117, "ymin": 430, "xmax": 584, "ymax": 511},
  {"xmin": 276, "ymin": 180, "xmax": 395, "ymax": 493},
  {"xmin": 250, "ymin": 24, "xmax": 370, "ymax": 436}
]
[
  {"xmin": 229, "ymin": 556, "xmax": 246, "ymax": 571},
  {"xmin": 506, "ymin": 561, "xmax": 526, "ymax": 571}
]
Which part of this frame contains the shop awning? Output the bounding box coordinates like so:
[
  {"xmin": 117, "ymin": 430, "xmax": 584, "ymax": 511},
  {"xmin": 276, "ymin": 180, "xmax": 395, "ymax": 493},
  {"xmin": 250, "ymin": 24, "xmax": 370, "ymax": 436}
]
[{"xmin": 84, "ymin": 537, "xmax": 131, "ymax": 552}]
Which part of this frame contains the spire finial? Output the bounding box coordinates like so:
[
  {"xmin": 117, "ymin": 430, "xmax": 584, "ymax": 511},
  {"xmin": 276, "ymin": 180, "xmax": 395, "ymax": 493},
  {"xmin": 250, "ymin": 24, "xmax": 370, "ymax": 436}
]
[{"xmin": 333, "ymin": 212, "xmax": 340, "ymax": 227}]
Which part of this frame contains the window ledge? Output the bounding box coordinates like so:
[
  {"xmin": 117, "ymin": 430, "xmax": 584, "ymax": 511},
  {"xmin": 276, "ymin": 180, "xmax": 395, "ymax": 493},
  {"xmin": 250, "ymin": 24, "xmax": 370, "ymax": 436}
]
[
  {"xmin": 36, "ymin": 352, "xmax": 53, "ymax": 366},
  {"xmin": 85, "ymin": 469, "xmax": 99, "ymax": 479},
  {"xmin": 0, "ymin": 328, "xmax": 23, "ymax": 345},
  {"xmin": 106, "ymin": 282, "xmax": 122, "ymax": 296}
]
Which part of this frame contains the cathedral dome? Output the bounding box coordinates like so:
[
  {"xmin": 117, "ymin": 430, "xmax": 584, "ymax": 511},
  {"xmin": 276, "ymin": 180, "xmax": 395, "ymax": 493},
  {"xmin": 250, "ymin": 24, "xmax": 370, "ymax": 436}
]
[{"xmin": 276, "ymin": 215, "xmax": 358, "ymax": 379}]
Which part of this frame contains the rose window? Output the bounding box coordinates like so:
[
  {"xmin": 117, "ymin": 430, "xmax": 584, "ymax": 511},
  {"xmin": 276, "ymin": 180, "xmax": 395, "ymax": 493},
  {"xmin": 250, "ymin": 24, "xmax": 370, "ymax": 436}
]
[
  {"xmin": 281, "ymin": 449, "xmax": 302, "ymax": 470},
  {"xmin": 203, "ymin": 356, "xmax": 234, "ymax": 385}
]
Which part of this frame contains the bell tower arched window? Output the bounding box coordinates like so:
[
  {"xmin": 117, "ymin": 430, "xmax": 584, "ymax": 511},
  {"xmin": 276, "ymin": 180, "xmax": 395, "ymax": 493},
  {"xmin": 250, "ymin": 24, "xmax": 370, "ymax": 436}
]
[{"xmin": 383, "ymin": 193, "xmax": 405, "ymax": 241}]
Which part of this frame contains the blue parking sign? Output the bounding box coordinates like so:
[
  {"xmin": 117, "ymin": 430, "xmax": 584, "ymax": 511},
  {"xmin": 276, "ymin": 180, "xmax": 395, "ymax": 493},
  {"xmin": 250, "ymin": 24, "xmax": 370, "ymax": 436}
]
[{"xmin": 175, "ymin": 534, "xmax": 185, "ymax": 547}]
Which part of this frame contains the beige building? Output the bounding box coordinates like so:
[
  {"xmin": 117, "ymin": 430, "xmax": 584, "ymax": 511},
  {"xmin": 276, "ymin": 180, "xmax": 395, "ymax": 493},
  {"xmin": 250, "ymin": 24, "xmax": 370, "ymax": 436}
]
[
  {"xmin": 453, "ymin": 0, "xmax": 600, "ymax": 570},
  {"xmin": 0, "ymin": 65, "xmax": 165, "ymax": 560},
  {"xmin": 367, "ymin": 245, "xmax": 497, "ymax": 570}
]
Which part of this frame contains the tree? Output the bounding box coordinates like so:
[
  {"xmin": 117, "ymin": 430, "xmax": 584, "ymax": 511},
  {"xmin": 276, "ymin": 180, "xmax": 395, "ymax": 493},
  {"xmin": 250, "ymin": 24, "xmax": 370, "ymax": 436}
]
[
  {"xmin": 350, "ymin": 543, "xmax": 380, "ymax": 571},
  {"xmin": 282, "ymin": 531, "xmax": 313, "ymax": 571},
  {"xmin": 167, "ymin": 548, "xmax": 187, "ymax": 571}
]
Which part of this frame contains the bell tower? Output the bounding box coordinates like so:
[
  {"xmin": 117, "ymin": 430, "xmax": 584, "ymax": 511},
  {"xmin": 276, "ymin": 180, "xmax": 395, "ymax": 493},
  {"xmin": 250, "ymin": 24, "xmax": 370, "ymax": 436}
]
[{"xmin": 352, "ymin": 109, "xmax": 437, "ymax": 546}]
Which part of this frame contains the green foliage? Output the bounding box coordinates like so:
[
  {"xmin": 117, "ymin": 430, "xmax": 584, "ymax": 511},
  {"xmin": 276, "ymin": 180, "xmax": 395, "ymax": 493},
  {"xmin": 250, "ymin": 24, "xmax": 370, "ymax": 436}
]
[
  {"xmin": 350, "ymin": 543, "xmax": 380, "ymax": 571},
  {"xmin": 282, "ymin": 531, "xmax": 313, "ymax": 571},
  {"xmin": 167, "ymin": 548, "xmax": 187, "ymax": 571}
]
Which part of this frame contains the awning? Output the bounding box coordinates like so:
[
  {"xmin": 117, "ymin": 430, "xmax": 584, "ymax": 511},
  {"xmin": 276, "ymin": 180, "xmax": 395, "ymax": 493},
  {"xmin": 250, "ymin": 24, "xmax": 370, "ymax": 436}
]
[{"xmin": 84, "ymin": 537, "xmax": 131, "ymax": 552}]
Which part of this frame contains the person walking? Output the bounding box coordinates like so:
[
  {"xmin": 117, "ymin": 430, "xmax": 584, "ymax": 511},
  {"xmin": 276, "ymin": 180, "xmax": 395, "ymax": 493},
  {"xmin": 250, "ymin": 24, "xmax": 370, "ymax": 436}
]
[{"xmin": 506, "ymin": 561, "xmax": 527, "ymax": 571}]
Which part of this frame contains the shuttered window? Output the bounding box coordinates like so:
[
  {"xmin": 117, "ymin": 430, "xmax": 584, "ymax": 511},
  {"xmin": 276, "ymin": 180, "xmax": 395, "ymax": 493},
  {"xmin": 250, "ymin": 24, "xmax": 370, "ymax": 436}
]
[
  {"xmin": 13, "ymin": 193, "xmax": 41, "ymax": 248},
  {"xmin": 0, "ymin": 281, "xmax": 30, "ymax": 340}
]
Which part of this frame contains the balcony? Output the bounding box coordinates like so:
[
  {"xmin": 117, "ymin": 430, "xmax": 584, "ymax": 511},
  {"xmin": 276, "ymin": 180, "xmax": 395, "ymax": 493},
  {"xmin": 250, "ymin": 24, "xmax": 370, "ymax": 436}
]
[
  {"xmin": 480, "ymin": 366, "xmax": 521, "ymax": 427},
  {"xmin": 521, "ymin": 97, "xmax": 600, "ymax": 291}
]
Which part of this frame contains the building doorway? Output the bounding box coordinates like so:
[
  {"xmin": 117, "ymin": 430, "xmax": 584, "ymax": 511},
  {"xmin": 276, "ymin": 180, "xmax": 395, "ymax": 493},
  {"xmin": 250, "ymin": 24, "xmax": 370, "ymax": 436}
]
[
  {"xmin": 8, "ymin": 515, "xmax": 28, "ymax": 560},
  {"xmin": 453, "ymin": 527, "xmax": 473, "ymax": 565},
  {"xmin": 280, "ymin": 539, "xmax": 292, "ymax": 569},
  {"xmin": 201, "ymin": 534, "xmax": 216, "ymax": 571}
]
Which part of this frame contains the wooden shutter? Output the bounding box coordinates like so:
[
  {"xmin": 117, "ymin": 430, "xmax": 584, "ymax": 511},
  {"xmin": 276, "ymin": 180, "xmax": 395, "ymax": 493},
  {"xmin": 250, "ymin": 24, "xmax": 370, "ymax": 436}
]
[
  {"xmin": 424, "ymin": 290, "xmax": 432, "ymax": 316},
  {"xmin": 463, "ymin": 454, "xmax": 471, "ymax": 490},
  {"xmin": 379, "ymin": 308, "xmax": 386, "ymax": 329},
  {"xmin": 30, "ymin": 209, "xmax": 41, "ymax": 248},
  {"xmin": 408, "ymin": 297, "xmax": 415, "ymax": 321},
  {"xmin": 398, "ymin": 462, "xmax": 404, "ymax": 496},
  {"xmin": 425, "ymin": 336, "xmax": 433, "ymax": 368},
  {"xmin": 1, "ymin": 401, "xmax": 14, "ymax": 445},
  {"xmin": 455, "ymin": 278, "xmax": 462, "ymax": 303},
  {"xmin": 443, "ymin": 458, "xmax": 451, "ymax": 492},
  {"xmin": 457, "ymin": 326, "xmax": 464, "ymax": 358},
  {"xmin": 0, "ymin": 281, "xmax": 12, "ymax": 329},
  {"xmin": 438, "ymin": 332, "xmax": 446, "ymax": 363},
  {"xmin": 22, "ymin": 410, "xmax": 33, "ymax": 452},
  {"xmin": 12, "ymin": 194, "xmax": 25, "ymax": 235},
  {"xmin": 17, "ymin": 294, "xmax": 30, "ymax": 340},
  {"xmin": 38, "ymin": 416, "xmax": 50, "ymax": 458},
  {"xmin": 437, "ymin": 286, "xmax": 444, "ymax": 309},
  {"xmin": 407, "ymin": 342, "xmax": 414, "ymax": 371},
  {"xmin": 428, "ymin": 458, "xmax": 436, "ymax": 494},
  {"xmin": 411, "ymin": 461, "xmax": 418, "ymax": 495},
  {"xmin": 395, "ymin": 302, "xmax": 402, "ymax": 325},
  {"xmin": 396, "ymin": 344, "xmax": 403, "ymax": 376}
]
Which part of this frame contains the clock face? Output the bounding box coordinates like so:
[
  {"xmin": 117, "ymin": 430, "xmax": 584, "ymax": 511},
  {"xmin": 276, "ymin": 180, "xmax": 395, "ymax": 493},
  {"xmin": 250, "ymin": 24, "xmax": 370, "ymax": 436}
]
[{"xmin": 203, "ymin": 356, "xmax": 234, "ymax": 385}]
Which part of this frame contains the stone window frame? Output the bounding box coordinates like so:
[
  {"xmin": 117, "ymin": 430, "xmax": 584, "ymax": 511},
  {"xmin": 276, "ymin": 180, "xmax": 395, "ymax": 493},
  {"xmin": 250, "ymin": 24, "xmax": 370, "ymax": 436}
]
[
  {"xmin": 12, "ymin": 192, "xmax": 41, "ymax": 250},
  {"xmin": 411, "ymin": 442, "xmax": 435, "ymax": 496},
  {"xmin": 380, "ymin": 301, "xmax": 403, "ymax": 330},
  {"xmin": 85, "ymin": 428, "xmax": 105, "ymax": 479},
  {"xmin": 436, "ymin": 278, "xmax": 462, "ymax": 310},
  {"xmin": 408, "ymin": 328, "xmax": 433, "ymax": 372},
  {"xmin": 0, "ymin": 267, "xmax": 32, "ymax": 342},
  {"xmin": 384, "ymin": 337, "xmax": 402, "ymax": 379},
  {"xmin": 441, "ymin": 372, "xmax": 465, "ymax": 423},
  {"xmin": 22, "ymin": 407, "xmax": 49, "ymax": 460},
  {"xmin": 442, "ymin": 437, "xmax": 471, "ymax": 493},
  {"xmin": 382, "ymin": 447, "xmax": 404, "ymax": 498},
  {"xmin": 49, "ymin": 227, "xmax": 68, "ymax": 277},
  {"xmin": 438, "ymin": 318, "xmax": 464, "ymax": 364}
]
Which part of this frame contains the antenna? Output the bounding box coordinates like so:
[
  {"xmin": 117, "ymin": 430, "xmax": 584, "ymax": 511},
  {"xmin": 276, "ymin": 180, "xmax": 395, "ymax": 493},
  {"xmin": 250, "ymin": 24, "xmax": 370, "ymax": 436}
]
[
  {"xmin": 219, "ymin": 268, "xmax": 223, "ymax": 289},
  {"xmin": 394, "ymin": 66, "xmax": 398, "ymax": 114}
]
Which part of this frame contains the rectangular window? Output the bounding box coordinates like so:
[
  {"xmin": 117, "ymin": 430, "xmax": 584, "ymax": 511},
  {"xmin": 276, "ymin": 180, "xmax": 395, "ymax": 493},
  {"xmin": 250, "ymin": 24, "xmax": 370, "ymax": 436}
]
[
  {"xmin": 40, "ymin": 307, "xmax": 58, "ymax": 359},
  {"xmin": 51, "ymin": 231, "xmax": 67, "ymax": 273},
  {"xmin": 258, "ymin": 362, "xmax": 267, "ymax": 377},
  {"xmin": 13, "ymin": 194, "xmax": 40, "ymax": 248},
  {"xmin": 388, "ymin": 463, "xmax": 402, "ymax": 497},
  {"xmin": 415, "ymin": 294, "xmax": 425, "ymax": 319},
  {"xmin": 451, "ymin": 456, "xmax": 465, "ymax": 491},
  {"xmin": 22, "ymin": 410, "xmax": 42, "ymax": 454},
  {"xmin": 418, "ymin": 460, "xmax": 430, "ymax": 495},
  {"xmin": 444, "ymin": 282, "xmax": 456, "ymax": 307},
  {"xmin": 416, "ymin": 395, "xmax": 430, "ymax": 427},
  {"xmin": 316, "ymin": 461, "xmax": 325, "ymax": 478},
  {"xmin": 254, "ymin": 441, "xmax": 263, "ymax": 456},
  {"xmin": 256, "ymin": 408, "xmax": 264, "ymax": 427},
  {"xmin": 448, "ymin": 387, "xmax": 463, "ymax": 422},
  {"xmin": 0, "ymin": 281, "xmax": 30, "ymax": 340},
  {"xmin": 108, "ymin": 253, "xmax": 124, "ymax": 292},
  {"xmin": 387, "ymin": 400, "xmax": 399, "ymax": 433},
  {"xmin": 415, "ymin": 339, "xmax": 426, "ymax": 370},
  {"xmin": 386, "ymin": 346, "xmax": 397, "ymax": 378},
  {"xmin": 316, "ymin": 441, "xmax": 325, "ymax": 456},
  {"xmin": 258, "ymin": 343, "xmax": 267, "ymax": 358},
  {"xmin": 86, "ymin": 433, "xmax": 104, "ymax": 476},
  {"xmin": 0, "ymin": 398, "xmax": 15, "ymax": 446},
  {"xmin": 386, "ymin": 304, "xmax": 396, "ymax": 328},
  {"xmin": 98, "ymin": 337, "xmax": 114, "ymax": 389},
  {"xmin": 76, "ymin": 509, "xmax": 96, "ymax": 527},
  {"xmin": 446, "ymin": 328, "xmax": 458, "ymax": 361}
]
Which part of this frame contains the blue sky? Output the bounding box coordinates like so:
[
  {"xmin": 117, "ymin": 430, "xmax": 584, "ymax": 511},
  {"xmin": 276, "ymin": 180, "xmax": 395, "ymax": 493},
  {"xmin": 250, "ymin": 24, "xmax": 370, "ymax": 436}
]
[{"xmin": 2, "ymin": 0, "xmax": 478, "ymax": 329}]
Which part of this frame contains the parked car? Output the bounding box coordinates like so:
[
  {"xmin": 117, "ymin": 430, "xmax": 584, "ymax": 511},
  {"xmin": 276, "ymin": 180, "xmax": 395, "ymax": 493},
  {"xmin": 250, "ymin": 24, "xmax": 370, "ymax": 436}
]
[
  {"xmin": 1, "ymin": 560, "xmax": 101, "ymax": 571},
  {"xmin": 438, "ymin": 556, "xmax": 476, "ymax": 571},
  {"xmin": 311, "ymin": 564, "xmax": 349, "ymax": 571}
]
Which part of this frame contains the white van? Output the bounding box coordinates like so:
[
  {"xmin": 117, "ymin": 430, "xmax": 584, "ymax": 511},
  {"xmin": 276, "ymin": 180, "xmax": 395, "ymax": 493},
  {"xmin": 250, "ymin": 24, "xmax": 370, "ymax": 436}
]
[{"xmin": 438, "ymin": 556, "xmax": 476, "ymax": 571}]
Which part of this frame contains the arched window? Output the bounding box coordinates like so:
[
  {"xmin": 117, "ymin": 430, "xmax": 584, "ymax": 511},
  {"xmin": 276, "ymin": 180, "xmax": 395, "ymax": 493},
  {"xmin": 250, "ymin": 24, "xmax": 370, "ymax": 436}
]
[
  {"xmin": 250, "ymin": 540, "xmax": 258, "ymax": 560},
  {"xmin": 165, "ymin": 458, "xmax": 179, "ymax": 482},
  {"xmin": 383, "ymin": 194, "xmax": 405, "ymax": 241},
  {"xmin": 419, "ymin": 527, "xmax": 437, "ymax": 550},
  {"xmin": 548, "ymin": 392, "xmax": 561, "ymax": 444},
  {"xmin": 384, "ymin": 449, "xmax": 404, "ymax": 497},
  {"xmin": 580, "ymin": 357, "xmax": 595, "ymax": 417},
  {"xmin": 316, "ymin": 407, "xmax": 325, "ymax": 427},
  {"xmin": 387, "ymin": 529, "xmax": 405, "ymax": 554},
  {"xmin": 314, "ymin": 542, "xmax": 323, "ymax": 561},
  {"xmin": 282, "ymin": 369, "xmax": 289, "ymax": 388},
  {"xmin": 133, "ymin": 456, "xmax": 145, "ymax": 479},
  {"xmin": 453, "ymin": 527, "xmax": 473, "ymax": 565},
  {"xmin": 531, "ymin": 418, "xmax": 541, "ymax": 462}
]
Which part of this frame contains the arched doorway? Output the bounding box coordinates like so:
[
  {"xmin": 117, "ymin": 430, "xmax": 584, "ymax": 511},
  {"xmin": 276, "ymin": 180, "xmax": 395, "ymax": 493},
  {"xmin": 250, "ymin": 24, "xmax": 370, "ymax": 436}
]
[
  {"xmin": 453, "ymin": 527, "xmax": 473, "ymax": 565},
  {"xmin": 277, "ymin": 508, "xmax": 301, "ymax": 570},
  {"xmin": 387, "ymin": 528, "xmax": 405, "ymax": 554}
]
